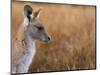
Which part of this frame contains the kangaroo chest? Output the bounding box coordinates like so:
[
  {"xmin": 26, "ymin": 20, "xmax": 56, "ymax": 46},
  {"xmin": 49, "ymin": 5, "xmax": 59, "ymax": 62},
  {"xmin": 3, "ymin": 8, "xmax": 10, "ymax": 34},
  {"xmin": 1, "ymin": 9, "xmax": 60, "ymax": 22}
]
[{"xmin": 20, "ymin": 41, "xmax": 36, "ymax": 67}]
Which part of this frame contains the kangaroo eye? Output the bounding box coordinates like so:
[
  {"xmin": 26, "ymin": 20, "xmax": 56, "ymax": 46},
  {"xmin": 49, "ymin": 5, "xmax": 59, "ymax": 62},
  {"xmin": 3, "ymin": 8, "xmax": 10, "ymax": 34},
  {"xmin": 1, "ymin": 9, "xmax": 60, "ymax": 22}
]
[
  {"xmin": 34, "ymin": 25, "xmax": 44, "ymax": 30},
  {"xmin": 38, "ymin": 26, "xmax": 43, "ymax": 30}
]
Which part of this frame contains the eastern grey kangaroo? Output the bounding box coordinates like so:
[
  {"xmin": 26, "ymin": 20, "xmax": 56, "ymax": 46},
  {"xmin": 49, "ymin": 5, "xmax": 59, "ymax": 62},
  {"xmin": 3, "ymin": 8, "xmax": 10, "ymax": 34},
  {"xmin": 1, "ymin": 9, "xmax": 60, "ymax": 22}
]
[{"xmin": 12, "ymin": 5, "xmax": 50, "ymax": 74}]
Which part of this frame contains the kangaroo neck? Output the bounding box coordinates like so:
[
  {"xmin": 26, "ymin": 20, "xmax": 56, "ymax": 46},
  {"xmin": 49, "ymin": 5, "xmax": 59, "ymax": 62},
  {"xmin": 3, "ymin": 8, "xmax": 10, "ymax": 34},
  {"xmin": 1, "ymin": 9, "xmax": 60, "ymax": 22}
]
[
  {"xmin": 17, "ymin": 24, "xmax": 36, "ymax": 50},
  {"xmin": 25, "ymin": 34, "xmax": 36, "ymax": 48}
]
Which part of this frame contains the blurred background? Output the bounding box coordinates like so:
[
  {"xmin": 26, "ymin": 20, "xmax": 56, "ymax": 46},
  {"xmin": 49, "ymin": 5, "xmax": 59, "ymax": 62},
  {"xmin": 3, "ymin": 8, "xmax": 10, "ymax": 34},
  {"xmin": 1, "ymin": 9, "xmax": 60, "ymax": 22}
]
[{"xmin": 12, "ymin": 1, "xmax": 96, "ymax": 73}]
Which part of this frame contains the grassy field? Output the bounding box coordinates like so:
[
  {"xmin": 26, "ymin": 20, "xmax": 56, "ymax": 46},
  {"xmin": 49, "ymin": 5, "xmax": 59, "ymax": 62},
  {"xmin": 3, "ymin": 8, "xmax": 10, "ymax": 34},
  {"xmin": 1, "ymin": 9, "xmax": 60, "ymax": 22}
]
[{"xmin": 12, "ymin": 1, "xmax": 96, "ymax": 73}]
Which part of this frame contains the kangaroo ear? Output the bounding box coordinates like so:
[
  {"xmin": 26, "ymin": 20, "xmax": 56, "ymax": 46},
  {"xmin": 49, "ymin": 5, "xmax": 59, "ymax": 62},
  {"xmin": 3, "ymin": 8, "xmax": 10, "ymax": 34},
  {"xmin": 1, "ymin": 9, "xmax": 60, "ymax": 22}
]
[
  {"xmin": 24, "ymin": 5, "xmax": 33, "ymax": 21},
  {"xmin": 34, "ymin": 9, "xmax": 41, "ymax": 18}
]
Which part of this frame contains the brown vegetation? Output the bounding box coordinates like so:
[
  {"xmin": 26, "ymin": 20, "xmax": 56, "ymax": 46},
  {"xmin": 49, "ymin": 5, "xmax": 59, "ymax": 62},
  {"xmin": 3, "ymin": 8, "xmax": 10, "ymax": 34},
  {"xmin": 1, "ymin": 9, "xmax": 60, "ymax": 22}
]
[{"xmin": 12, "ymin": 1, "xmax": 96, "ymax": 73}]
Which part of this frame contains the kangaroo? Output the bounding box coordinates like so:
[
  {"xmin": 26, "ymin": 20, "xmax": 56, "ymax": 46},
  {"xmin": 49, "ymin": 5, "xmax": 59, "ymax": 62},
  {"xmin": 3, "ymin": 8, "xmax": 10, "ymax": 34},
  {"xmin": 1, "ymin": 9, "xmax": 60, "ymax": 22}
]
[{"xmin": 12, "ymin": 5, "xmax": 50, "ymax": 74}]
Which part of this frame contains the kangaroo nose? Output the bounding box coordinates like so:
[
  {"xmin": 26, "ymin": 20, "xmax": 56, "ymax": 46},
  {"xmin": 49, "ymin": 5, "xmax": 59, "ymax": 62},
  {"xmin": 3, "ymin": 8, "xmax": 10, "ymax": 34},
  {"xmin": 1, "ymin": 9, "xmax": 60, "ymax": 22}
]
[{"xmin": 48, "ymin": 37, "xmax": 50, "ymax": 41}]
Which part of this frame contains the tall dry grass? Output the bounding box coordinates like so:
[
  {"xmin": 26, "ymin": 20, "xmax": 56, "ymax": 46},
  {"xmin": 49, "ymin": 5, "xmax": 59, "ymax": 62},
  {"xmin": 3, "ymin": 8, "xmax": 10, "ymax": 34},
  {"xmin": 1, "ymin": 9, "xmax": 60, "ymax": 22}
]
[{"xmin": 12, "ymin": 1, "xmax": 96, "ymax": 73}]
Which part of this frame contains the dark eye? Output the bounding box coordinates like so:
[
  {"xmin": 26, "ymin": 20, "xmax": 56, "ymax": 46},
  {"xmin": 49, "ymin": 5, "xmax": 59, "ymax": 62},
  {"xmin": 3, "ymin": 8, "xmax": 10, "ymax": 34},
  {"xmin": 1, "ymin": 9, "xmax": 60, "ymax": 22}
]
[
  {"xmin": 38, "ymin": 26, "xmax": 43, "ymax": 30},
  {"xmin": 35, "ymin": 26, "xmax": 44, "ymax": 30}
]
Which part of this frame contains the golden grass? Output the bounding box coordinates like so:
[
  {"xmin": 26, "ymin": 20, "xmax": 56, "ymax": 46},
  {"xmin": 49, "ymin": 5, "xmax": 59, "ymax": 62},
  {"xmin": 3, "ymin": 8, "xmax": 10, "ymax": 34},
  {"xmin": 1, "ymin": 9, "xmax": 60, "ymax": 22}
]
[{"xmin": 12, "ymin": 1, "xmax": 96, "ymax": 73}]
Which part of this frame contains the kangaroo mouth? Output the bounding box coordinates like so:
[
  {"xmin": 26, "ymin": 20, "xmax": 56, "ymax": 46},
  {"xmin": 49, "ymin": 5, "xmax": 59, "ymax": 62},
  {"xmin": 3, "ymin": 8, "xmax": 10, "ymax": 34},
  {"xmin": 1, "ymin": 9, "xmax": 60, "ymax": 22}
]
[{"xmin": 42, "ymin": 39, "xmax": 49, "ymax": 43}]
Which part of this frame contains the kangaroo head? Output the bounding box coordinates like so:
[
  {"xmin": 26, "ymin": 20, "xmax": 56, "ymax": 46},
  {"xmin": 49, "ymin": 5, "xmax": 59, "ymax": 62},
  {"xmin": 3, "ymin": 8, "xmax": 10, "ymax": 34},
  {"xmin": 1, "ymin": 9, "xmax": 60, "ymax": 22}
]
[{"xmin": 23, "ymin": 5, "xmax": 50, "ymax": 42}]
